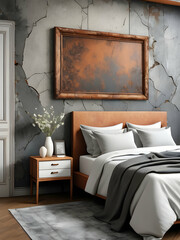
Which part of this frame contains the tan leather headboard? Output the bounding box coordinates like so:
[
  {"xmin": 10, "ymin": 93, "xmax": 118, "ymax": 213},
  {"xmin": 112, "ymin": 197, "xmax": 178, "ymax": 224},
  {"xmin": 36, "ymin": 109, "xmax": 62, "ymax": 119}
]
[{"xmin": 71, "ymin": 111, "xmax": 167, "ymax": 171}]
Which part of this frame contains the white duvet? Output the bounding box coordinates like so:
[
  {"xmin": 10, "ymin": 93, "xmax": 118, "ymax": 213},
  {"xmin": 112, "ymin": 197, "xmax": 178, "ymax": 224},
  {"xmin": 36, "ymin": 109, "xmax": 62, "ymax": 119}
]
[{"xmin": 85, "ymin": 145, "xmax": 180, "ymax": 240}]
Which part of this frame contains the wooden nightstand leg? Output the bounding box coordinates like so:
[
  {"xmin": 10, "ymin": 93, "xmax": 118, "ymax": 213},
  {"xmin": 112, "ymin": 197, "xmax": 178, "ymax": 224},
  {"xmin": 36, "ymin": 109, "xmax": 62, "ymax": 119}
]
[
  {"xmin": 70, "ymin": 179, "xmax": 73, "ymax": 200},
  {"xmin": 36, "ymin": 181, "xmax": 39, "ymax": 204},
  {"xmin": 30, "ymin": 176, "xmax": 33, "ymax": 195}
]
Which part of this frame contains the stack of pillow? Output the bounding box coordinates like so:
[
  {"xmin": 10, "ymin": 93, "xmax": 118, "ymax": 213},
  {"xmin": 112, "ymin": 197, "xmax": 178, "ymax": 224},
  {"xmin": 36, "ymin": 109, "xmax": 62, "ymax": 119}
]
[
  {"xmin": 80, "ymin": 121, "xmax": 176, "ymax": 157},
  {"xmin": 80, "ymin": 123, "xmax": 125, "ymax": 157}
]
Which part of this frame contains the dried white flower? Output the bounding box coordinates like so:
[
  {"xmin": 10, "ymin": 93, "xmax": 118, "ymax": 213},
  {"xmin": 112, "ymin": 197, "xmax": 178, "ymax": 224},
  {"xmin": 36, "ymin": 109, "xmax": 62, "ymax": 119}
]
[{"xmin": 32, "ymin": 107, "xmax": 64, "ymax": 137}]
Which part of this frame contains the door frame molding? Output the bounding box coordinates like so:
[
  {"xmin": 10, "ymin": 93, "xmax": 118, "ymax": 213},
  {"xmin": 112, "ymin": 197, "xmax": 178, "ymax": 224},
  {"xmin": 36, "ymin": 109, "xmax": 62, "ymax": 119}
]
[
  {"xmin": 0, "ymin": 20, "xmax": 15, "ymax": 196},
  {"xmin": 9, "ymin": 21, "xmax": 15, "ymax": 196}
]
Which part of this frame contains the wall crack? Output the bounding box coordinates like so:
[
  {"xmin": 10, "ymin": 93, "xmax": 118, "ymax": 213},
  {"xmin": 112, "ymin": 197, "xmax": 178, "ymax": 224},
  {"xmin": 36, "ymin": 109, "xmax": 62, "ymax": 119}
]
[
  {"xmin": 22, "ymin": 0, "xmax": 48, "ymax": 65},
  {"xmin": 19, "ymin": 131, "xmax": 41, "ymax": 151},
  {"xmin": 82, "ymin": 100, "xmax": 87, "ymax": 110},
  {"xmin": 133, "ymin": 9, "xmax": 148, "ymax": 29},
  {"xmin": 149, "ymin": 78, "xmax": 166, "ymax": 97}
]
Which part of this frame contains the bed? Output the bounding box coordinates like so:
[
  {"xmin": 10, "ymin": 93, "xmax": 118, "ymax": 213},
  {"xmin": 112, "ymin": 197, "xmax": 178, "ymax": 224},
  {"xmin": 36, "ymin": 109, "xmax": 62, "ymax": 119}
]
[
  {"xmin": 72, "ymin": 111, "xmax": 167, "ymax": 192},
  {"xmin": 71, "ymin": 111, "xmax": 180, "ymax": 239}
]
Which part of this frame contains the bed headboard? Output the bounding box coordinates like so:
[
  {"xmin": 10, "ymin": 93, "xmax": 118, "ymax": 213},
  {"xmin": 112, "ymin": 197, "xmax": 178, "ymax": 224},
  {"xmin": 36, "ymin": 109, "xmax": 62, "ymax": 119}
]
[{"xmin": 71, "ymin": 111, "xmax": 167, "ymax": 171}]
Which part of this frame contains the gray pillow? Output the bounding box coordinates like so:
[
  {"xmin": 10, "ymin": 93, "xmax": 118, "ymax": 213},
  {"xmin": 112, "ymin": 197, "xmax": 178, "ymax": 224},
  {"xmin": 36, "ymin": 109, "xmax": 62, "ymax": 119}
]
[
  {"xmin": 91, "ymin": 129, "xmax": 125, "ymax": 157},
  {"xmin": 129, "ymin": 127, "xmax": 166, "ymax": 148},
  {"xmin": 126, "ymin": 122, "xmax": 162, "ymax": 147},
  {"xmin": 128, "ymin": 128, "xmax": 143, "ymax": 148},
  {"xmin": 137, "ymin": 127, "xmax": 176, "ymax": 147},
  {"xmin": 81, "ymin": 128, "xmax": 124, "ymax": 156},
  {"xmin": 81, "ymin": 128, "xmax": 94, "ymax": 155},
  {"xmin": 90, "ymin": 133, "xmax": 101, "ymax": 157},
  {"xmin": 93, "ymin": 131, "xmax": 137, "ymax": 154},
  {"xmin": 80, "ymin": 123, "xmax": 123, "ymax": 155}
]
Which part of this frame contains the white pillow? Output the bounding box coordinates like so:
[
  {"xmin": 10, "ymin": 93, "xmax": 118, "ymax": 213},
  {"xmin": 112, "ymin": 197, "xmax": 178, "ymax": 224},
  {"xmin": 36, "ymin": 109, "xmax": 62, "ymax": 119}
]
[
  {"xmin": 137, "ymin": 127, "xmax": 176, "ymax": 147},
  {"xmin": 81, "ymin": 123, "xmax": 123, "ymax": 131},
  {"xmin": 126, "ymin": 122, "xmax": 161, "ymax": 129},
  {"xmin": 126, "ymin": 122, "xmax": 162, "ymax": 147},
  {"xmin": 80, "ymin": 123, "xmax": 123, "ymax": 155},
  {"xmin": 93, "ymin": 131, "xmax": 137, "ymax": 154}
]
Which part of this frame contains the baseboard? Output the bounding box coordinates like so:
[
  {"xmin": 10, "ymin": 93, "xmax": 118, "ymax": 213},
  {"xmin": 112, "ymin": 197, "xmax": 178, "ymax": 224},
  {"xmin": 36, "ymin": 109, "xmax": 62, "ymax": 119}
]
[
  {"xmin": 13, "ymin": 184, "xmax": 68, "ymax": 197},
  {"xmin": 13, "ymin": 187, "xmax": 30, "ymax": 196}
]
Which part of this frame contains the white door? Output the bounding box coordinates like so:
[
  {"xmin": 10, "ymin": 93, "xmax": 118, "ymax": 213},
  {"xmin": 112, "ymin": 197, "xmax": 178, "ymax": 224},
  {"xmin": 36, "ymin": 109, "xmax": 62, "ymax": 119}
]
[{"xmin": 0, "ymin": 21, "xmax": 15, "ymax": 197}]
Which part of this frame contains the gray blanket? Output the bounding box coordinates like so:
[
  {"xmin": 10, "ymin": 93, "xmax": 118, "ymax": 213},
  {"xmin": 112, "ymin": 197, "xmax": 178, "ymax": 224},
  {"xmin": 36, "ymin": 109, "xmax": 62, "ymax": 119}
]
[{"xmin": 95, "ymin": 151, "xmax": 180, "ymax": 232}]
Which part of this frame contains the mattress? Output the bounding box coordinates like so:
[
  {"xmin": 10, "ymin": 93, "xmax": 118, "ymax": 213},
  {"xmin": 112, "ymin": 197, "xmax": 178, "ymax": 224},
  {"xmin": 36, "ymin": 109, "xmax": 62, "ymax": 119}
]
[{"xmin": 79, "ymin": 155, "xmax": 96, "ymax": 175}]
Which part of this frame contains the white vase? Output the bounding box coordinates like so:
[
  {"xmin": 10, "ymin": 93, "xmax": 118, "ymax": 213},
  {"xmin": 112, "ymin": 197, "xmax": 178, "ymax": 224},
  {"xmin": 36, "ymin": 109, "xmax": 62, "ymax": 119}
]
[
  {"xmin": 45, "ymin": 136, "xmax": 54, "ymax": 157},
  {"xmin": 39, "ymin": 146, "xmax": 47, "ymax": 158}
]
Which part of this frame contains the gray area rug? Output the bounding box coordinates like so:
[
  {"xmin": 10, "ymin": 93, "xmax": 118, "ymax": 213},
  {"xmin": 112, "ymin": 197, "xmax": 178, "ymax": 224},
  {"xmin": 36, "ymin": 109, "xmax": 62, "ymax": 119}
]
[{"xmin": 9, "ymin": 201, "xmax": 141, "ymax": 240}]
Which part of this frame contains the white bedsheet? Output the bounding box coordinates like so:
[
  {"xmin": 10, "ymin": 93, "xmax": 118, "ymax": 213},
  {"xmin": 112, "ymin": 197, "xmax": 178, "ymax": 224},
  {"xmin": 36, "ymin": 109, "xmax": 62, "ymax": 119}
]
[
  {"xmin": 79, "ymin": 155, "xmax": 96, "ymax": 175},
  {"xmin": 130, "ymin": 173, "xmax": 180, "ymax": 240},
  {"xmin": 85, "ymin": 145, "xmax": 180, "ymax": 240}
]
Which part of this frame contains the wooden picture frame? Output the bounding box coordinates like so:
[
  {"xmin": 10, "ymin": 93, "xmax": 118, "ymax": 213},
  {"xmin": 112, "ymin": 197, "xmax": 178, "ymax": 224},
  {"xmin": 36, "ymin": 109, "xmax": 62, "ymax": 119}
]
[
  {"xmin": 55, "ymin": 27, "xmax": 149, "ymax": 100},
  {"xmin": 143, "ymin": 0, "xmax": 180, "ymax": 6}
]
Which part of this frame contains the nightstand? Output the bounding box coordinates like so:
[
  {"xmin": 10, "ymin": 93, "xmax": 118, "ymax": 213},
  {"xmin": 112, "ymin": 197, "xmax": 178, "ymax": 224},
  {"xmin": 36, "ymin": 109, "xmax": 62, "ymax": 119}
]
[{"xmin": 30, "ymin": 156, "xmax": 73, "ymax": 204}]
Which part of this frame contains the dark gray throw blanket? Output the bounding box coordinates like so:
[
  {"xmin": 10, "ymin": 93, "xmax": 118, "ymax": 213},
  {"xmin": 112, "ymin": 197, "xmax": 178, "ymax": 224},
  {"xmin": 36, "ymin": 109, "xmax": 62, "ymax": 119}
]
[{"xmin": 95, "ymin": 151, "xmax": 180, "ymax": 232}]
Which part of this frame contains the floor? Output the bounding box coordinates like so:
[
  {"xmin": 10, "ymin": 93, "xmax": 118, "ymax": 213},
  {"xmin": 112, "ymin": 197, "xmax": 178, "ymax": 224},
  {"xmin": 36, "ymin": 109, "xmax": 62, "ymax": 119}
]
[{"xmin": 0, "ymin": 190, "xmax": 180, "ymax": 240}]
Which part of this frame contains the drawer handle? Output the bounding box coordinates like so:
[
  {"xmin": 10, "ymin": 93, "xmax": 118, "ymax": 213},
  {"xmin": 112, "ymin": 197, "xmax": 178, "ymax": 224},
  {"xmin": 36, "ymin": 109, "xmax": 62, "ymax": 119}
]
[
  {"xmin": 51, "ymin": 171, "xmax": 58, "ymax": 174},
  {"xmin": 51, "ymin": 163, "xmax": 59, "ymax": 166}
]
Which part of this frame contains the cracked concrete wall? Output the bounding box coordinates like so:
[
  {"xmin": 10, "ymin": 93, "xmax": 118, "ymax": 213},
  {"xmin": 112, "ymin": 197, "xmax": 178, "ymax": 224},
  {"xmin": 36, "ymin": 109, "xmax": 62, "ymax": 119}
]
[{"xmin": 0, "ymin": 0, "xmax": 180, "ymax": 188}]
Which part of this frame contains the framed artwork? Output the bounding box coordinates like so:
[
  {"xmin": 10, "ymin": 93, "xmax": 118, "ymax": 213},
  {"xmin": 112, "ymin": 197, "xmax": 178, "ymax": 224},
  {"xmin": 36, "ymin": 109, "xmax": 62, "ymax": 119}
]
[
  {"xmin": 55, "ymin": 27, "xmax": 149, "ymax": 100},
  {"xmin": 54, "ymin": 140, "xmax": 65, "ymax": 157}
]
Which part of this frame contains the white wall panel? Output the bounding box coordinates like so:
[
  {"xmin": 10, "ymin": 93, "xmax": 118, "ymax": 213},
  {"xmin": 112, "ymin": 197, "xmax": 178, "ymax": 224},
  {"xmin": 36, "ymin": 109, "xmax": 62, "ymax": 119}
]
[
  {"xmin": 0, "ymin": 33, "xmax": 3, "ymax": 121},
  {"xmin": 0, "ymin": 139, "xmax": 4, "ymax": 182}
]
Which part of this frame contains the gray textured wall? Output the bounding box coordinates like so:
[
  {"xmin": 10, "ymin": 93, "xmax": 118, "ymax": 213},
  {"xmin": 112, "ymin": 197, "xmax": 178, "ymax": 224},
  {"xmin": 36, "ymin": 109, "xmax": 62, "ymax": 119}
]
[{"xmin": 0, "ymin": 0, "xmax": 180, "ymax": 188}]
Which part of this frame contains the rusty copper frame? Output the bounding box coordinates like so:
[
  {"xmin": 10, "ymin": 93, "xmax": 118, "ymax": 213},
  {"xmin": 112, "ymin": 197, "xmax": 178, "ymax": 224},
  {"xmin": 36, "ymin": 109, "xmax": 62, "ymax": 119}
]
[
  {"xmin": 55, "ymin": 27, "xmax": 149, "ymax": 100},
  {"xmin": 143, "ymin": 0, "xmax": 180, "ymax": 6}
]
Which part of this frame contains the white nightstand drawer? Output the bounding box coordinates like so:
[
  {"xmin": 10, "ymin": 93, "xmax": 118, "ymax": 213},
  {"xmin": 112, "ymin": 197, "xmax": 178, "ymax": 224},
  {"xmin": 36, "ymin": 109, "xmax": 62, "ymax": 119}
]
[
  {"xmin": 39, "ymin": 160, "xmax": 71, "ymax": 170},
  {"xmin": 39, "ymin": 169, "xmax": 71, "ymax": 178}
]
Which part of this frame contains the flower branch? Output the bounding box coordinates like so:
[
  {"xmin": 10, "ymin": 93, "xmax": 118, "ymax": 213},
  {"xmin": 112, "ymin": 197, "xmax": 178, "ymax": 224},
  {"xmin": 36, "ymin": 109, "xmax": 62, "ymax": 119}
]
[{"xmin": 32, "ymin": 106, "xmax": 64, "ymax": 137}]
